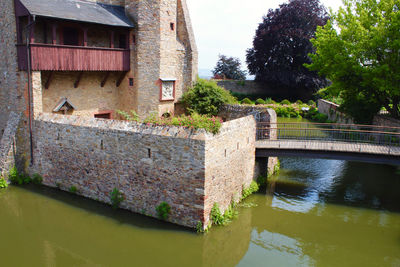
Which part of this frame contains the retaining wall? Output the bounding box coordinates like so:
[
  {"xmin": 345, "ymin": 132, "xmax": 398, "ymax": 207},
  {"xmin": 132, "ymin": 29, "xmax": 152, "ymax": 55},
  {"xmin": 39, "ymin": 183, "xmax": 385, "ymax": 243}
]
[
  {"xmin": 0, "ymin": 112, "xmax": 21, "ymax": 178},
  {"xmin": 32, "ymin": 113, "xmax": 256, "ymax": 229}
]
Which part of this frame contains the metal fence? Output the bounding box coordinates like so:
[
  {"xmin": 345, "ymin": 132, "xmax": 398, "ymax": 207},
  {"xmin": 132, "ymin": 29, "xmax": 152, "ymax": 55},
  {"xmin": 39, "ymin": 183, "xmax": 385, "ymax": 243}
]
[{"xmin": 257, "ymin": 122, "xmax": 400, "ymax": 147}]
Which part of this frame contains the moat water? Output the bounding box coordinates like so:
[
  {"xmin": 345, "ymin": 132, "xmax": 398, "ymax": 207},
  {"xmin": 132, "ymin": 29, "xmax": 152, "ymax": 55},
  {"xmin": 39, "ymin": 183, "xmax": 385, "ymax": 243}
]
[{"xmin": 1, "ymin": 158, "xmax": 399, "ymax": 266}]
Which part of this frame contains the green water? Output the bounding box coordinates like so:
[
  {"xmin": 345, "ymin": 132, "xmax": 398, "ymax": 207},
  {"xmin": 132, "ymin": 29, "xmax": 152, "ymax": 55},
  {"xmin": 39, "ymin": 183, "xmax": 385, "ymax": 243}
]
[{"xmin": 1, "ymin": 159, "xmax": 400, "ymax": 266}]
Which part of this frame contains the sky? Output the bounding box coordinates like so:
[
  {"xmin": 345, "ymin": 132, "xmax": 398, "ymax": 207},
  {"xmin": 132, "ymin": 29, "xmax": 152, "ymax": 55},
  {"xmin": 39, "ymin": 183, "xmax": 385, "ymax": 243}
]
[{"xmin": 185, "ymin": 0, "xmax": 343, "ymax": 74}]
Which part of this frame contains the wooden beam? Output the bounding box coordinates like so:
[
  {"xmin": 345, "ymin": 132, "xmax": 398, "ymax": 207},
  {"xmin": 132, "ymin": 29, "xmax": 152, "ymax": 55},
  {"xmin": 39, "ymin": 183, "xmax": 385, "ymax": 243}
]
[
  {"xmin": 74, "ymin": 72, "xmax": 83, "ymax": 88},
  {"xmin": 45, "ymin": 71, "xmax": 54, "ymax": 89},
  {"xmin": 116, "ymin": 72, "xmax": 127, "ymax": 87},
  {"xmin": 110, "ymin": 31, "xmax": 114, "ymax": 48},
  {"xmin": 101, "ymin": 72, "xmax": 110, "ymax": 87},
  {"xmin": 83, "ymin": 27, "xmax": 88, "ymax": 47},
  {"xmin": 52, "ymin": 24, "xmax": 57, "ymax": 45},
  {"xmin": 29, "ymin": 16, "xmax": 35, "ymax": 44}
]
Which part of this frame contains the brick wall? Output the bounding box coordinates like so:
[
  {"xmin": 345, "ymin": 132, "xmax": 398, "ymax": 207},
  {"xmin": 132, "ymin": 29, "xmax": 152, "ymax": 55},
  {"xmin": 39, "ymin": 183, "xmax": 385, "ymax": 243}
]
[{"xmin": 32, "ymin": 113, "xmax": 256, "ymax": 229}]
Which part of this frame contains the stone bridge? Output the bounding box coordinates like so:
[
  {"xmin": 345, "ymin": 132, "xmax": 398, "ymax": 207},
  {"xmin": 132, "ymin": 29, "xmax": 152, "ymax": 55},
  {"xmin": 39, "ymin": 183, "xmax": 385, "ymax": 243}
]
[{"xmin": 256, "ymin": 122, "xmax": 400, "ymax": 165}]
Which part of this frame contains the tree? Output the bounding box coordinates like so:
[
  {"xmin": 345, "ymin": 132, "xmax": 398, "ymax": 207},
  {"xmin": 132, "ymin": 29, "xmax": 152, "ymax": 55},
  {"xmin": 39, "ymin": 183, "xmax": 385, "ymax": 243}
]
[
  {"xmin": 212, "ymin": 55, "xmax": 247, "ymax": 80},
  {"xmin": 246, "ymin": 0, "xmax": 329, "ymax": 99},
  {"xmin": 307, "ymin": 0, "xmax": 400, "ymax": 122},
  {"xmin": 181, "ymin": 79, "xmax": 237, "ymax": 116}
]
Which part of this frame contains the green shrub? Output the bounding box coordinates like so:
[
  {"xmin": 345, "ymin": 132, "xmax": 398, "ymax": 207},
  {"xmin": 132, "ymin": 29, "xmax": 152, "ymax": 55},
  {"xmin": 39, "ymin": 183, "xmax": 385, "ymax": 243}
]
[
  {"xmin": 242, "ymin": 181, "xmax": 259, "ymax": 200},
  {"xmin": 295, "ymin": 100, "xmax": 303, "ymax": 105},
  {"xmin": 120, "ymin": 111, "xmax": 223, "ymax": 135},
  {"xmin": 311, "ymin": 113, "xmax": 328, "ymax": 123},
  {"xmin": 116, "ymin": 110, "xmax": 140, "ymax": 122},
  {"xmin": 69, "ymin": 186, "xmax": 77, "ymax": 194},
  {"xmin": 32, "ymin": 173, "xmax": 43, "ymax": 185},
  {"xmin": 265, "ymin": 98, "xmax": 276, "ymax": 104},
  {"xmin": 241, "ymin": 98, "xmax": 253, "ymax": 105},
  {"xmin": 0, "ymin": 177, "xmax": 8, "ymax": 189},
  {"xmin": 210, "ymin": 203, "xmax": 225, "ymax": 225},
  {"xmin": 110, "ymin": 188, "xmax": 124, "ymax": 209},
  {"xmin": 280, "ymin": 99, "xmax": 291, "ymax": 105},
  {"xmin": 181, "ymin": 79, "xmax": 237, "ymax": 116},
  {"xmin": 156, "ymin": 202, "xmax": 171, "ymax": 220},
  {"xmin": 257, "ymin": 175, "xmax": 267, "ymax": 187},
  {"xmin": 8, "ymin": 166, "xmax": 31, "ymax": 185},
  {"xmin": 308, "ymin": 100, "xmax": 316, "ymax": 106},
  {"xmin": 255, "ymin": 98, "xmax": 266, "ymax": 105}
]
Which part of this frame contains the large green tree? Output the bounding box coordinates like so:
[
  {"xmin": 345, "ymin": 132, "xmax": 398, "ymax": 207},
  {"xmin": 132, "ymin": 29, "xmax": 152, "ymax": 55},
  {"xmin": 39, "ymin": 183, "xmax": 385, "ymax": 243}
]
[{"xmin": 307, "ymin": 0, "xmax": 400, "ymax": 122}]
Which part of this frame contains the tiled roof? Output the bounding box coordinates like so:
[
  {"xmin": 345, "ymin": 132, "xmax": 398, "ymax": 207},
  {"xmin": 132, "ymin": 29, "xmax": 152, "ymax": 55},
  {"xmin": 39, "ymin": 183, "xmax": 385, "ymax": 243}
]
[{"xmin": 19, "ymin": 0, "xmax": 134, "ymax": 28}]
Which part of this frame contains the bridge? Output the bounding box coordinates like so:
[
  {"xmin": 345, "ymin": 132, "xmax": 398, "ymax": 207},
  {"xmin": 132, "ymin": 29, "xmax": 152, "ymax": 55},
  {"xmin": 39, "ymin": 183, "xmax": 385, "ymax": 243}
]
[{"xmin": 256, "ymin": 122, "xmax": 400, "ymax": 165}]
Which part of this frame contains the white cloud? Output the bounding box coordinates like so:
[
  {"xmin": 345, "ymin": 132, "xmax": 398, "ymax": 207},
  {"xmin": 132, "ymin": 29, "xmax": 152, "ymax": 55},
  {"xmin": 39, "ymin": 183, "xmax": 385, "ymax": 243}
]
[{"xmin": 186, "ymin": 0, "xmax": 344, "ymax": 71}]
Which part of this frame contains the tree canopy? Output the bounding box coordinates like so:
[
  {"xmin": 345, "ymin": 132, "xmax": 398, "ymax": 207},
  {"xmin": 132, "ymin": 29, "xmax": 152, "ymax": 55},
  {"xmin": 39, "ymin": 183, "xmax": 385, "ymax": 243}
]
[
  {"xmin": 246, "ymin": 0, "xmax": 329, "ymax": 99},
  {"xmin": 212, "ymin": 55, "xmax": 247, "ymax": 80},
  {"xmin": 307, "ymin": 0, "xmax": 400, "ymax": 122}
]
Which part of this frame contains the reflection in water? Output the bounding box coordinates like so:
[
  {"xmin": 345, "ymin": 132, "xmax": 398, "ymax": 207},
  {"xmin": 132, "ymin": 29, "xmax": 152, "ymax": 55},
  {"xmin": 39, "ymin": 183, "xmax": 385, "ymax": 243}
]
[{"xmin": 1, "ymin": 158, "xmax": 400, "ymax": 267}]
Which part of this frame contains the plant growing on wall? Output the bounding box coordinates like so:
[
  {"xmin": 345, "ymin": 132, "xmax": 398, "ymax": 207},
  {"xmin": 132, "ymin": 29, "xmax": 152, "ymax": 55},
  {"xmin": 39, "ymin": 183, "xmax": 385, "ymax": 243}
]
[
  {"xmin": 32, "ymin": 174, "xmax": 43, "ymax": 185},
  {"xmin": 0, "ymin": 177, "xmax": 8, "ymax": 189},
  {"xmin": 241, "ymin": 181, "xmax": 260, "ymax": 200},
  {"xmin": 69, "ymin": 186, "xmax": 78, "ymax": 194},
  {"xmin": 156, "ymin": 202, "xmax": 171, "ymax": 220},
  {"xmin": 8, "ymin": 166, "xmax": 31, "ymax": 185},
  {"xmin": 110, "ymin": 188, "xmax": 124, "ymax": 209}
]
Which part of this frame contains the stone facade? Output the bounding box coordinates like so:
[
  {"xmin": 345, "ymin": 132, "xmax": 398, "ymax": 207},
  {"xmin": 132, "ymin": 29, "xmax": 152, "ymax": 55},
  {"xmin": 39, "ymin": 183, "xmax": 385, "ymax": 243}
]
[
  {"xmin": 126, "ymin": 0, "xmax": 198, "ymax": 118},
  {"xmin": 317, "ymin": 99, "xmax": 354, "ymax": 124},
  {"xmin": 32, "ymin": 113, "xmax": 256, "ymax": 228}
]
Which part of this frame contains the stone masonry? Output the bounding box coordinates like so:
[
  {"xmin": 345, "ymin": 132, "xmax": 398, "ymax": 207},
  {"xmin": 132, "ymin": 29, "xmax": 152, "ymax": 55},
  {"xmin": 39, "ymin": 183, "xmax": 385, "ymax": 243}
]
[
  {"xmin": 32, "ymin": 113, "xmax": 256, "ymax": 229},
  {"xmin": 0, "ymin": 112, "xmax": 21, "ymax": 178}
]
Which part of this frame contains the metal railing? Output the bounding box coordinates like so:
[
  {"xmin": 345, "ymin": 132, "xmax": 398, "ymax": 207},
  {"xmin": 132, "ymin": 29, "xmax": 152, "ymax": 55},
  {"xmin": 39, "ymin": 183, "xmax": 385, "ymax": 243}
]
[{"xmin": 257, "ymin": 122, "xmax": 400, "ymax": 147}]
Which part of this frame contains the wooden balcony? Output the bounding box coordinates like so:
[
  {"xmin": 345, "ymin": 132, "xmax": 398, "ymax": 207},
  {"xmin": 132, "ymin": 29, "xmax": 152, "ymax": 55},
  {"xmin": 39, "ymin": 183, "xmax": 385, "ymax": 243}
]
[{"xmin": 17, "ymin": 44, "xmax": 130, "ymax": 71}]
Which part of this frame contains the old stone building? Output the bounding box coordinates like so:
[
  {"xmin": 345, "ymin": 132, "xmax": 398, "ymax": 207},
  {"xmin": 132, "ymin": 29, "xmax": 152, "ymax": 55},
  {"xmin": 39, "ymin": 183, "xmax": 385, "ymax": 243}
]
[{"xmin": 0, "ymin": 0, "xmax": 198, "ymax": 138}]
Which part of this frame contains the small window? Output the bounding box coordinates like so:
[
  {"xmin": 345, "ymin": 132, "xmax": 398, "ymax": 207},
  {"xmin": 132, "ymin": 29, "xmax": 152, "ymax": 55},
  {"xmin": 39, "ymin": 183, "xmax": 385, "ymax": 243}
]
[
  {"xmin": 170, "ymin": 23, "xmax": 175, "ymax": 31},
  {"xmin": 132, "ymin": 34, "xmax": 136, "ymax": 45},
  {"xmin": 129, "ymin": 78, "xmax": 134, "ymax": 86},
  {"xmin": 94, "ymin": 112, "xmax": 111, "ymax": 119},
  {"xmin": 63, "ymin": 27, "xmax": 79, "ymax": 46}
]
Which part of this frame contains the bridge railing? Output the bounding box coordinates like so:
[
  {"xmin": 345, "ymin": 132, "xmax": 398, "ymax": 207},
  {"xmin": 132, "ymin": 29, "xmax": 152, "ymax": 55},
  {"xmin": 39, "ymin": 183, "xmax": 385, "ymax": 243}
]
[{"xmin": 257, "ymin": 122, "xmax": 400, "ymax": 146}]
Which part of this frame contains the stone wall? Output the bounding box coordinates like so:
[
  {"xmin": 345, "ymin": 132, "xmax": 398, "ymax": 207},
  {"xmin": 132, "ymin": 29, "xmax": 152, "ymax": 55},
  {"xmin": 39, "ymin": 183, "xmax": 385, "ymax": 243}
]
[
  {"xmin": 32, "ymin": 113, "xmax": 256, "ymax": 229},
  {"xmin": 217, "ymin": 80, "xmax": 267, "ymax": 96},
  {"xmin": 373, "ymin": 115, "xmax": 400, "ymax": 128},
  {"xmin": 0, "ymin": 112, "xmax": 21, "ymax": 178},
  {"xmin": 0, "ymin": 0, "xmax": 29, "ymax": 145},
  {"xmin": 218, "ymin": 104, "xmax": 278, "ymax": 178},
  {"xmin": 318, "ymin": 99, "xmax": 400, "ymax": 128},
  {"xmin": 317, "ymin": 99, "xmax": 354, "ymax": 124},
  {"xmin": 204, "ymin": 116, "xmax": 256, "ymax": 226}
]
